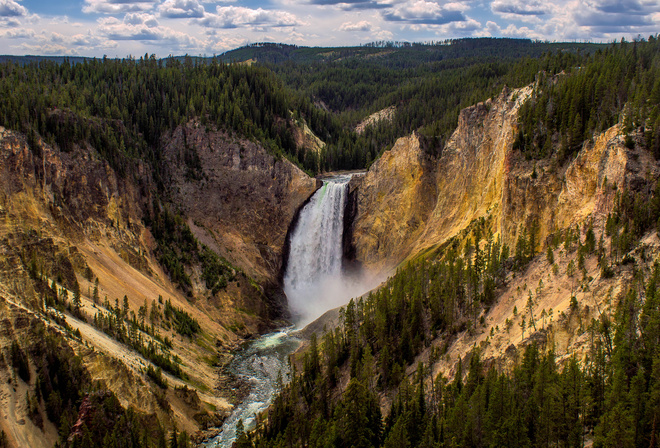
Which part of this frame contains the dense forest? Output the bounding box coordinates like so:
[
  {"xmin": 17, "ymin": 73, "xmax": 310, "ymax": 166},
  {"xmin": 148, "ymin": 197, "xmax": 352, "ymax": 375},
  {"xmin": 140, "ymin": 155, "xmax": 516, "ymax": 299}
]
[
  {"xmin": 516, "ymin": 36, "xmax": 660, "ymax": 162},
  {"xmin": 260, "ymin": 39, "xmax": 603, "ymax": 168},
  {"xmin": 0, "ymin": 38, "xmax": 609, "ymax": 177},
  {"xmin": 0, "ymin": 54, "xmax": 338, "ymax": 179},
  {"xmin": 2, "ymin": 38, "xmax": 657, "ymax": 174}
]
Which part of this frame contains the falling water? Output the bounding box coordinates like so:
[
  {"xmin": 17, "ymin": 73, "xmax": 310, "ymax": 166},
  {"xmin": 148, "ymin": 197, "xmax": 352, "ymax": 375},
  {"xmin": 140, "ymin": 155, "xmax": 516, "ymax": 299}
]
[
  {"xmin": 283, "ymin": 174, "xmax": 353, "ymax": 325},
  {"xmin": 207, "ymin": 174, "xmax": 378, "ymax": 447}
]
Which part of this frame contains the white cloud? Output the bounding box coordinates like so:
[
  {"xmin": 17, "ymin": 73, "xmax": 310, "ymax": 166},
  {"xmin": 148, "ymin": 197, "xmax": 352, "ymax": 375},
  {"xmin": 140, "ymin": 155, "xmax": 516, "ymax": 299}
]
[
  {"xmin": 2, "ymin": 27, "xmax": 35, "ymax": 38},
  {"xmin": 383, "ymin": 0, "xmax": 466, "ymax": 25},
  {"xmin": 198, "ymin": 5, "xmax": 305, "ymax": 28},
  {"xmin": 311, "ymin": 0, "xmax": 394, "ymax": 11},
  {"xmin": 206, "ymin": 35, "xmax": 248, "ymax": 52},
  {"xmin": 124, "ymin": 12, "xmax": 159, "ymax": 26},
  {"xmin": 491, "ymin": 0, "xmax": 549, "ymax": 17},
  {"xmin": 573, "ymin": 0, "xmax": 660, "ymax": 28},
  {"xmin": 339, "ymin": 20, "xmax": 372, "ymax": 31},
  {"xmin": 83, "ymin": 0, "xmax": 158, "ymax": 15},
  {"xmin": 98, "ymin": 15, "xmax": 204, "ymax": 51},
  {"xmin": 0, "ymin": 17, "xmax": 20, "ymax": 27},
  {"xmin": 70, "ymin": 31, "xmax": 106, "ymax": 47},
  {"xmin": 159, "ymin": 0, "xmax": 205, "ymax": 18},
  {"xmin": 502, "ymin": 23, "xmax": 544, "ymax": 39},
  {"xmin": 0, "ymin": 0, "xmax": 27, "ymax": 17},
  {"xmin": 410, "ymin": 15, "xmax": 480, "ymax": 35},
  {"xmin": 372, "ymin": 27, "xmax": 393, "ymax": 40},
  {"xmin": 19, "ymin": 42, "xmax": 79, "ymax": 55}
]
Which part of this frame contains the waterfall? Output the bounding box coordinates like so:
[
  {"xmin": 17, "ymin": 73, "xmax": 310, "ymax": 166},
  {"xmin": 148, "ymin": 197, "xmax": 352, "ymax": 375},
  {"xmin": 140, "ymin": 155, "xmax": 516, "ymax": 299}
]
[{"xmin": 283, "ymin": 175, "xmax": 352, "ymax": 325}]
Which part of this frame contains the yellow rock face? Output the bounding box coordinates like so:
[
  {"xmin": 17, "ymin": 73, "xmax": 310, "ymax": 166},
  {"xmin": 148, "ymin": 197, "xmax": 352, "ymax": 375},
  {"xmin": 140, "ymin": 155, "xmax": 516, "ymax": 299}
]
[
  {"xmin": 351, "ymin": 132, "xmax": 437, "ymax": 272},
  {"xmin": 352, "ymin": 85, "xmax": 656, "ymax": 274}
]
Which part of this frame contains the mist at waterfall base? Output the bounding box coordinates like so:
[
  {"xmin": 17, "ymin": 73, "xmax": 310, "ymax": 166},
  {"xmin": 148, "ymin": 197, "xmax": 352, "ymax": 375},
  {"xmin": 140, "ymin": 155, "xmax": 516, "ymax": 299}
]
[{"xmin": 284, "ymin": 175, "xmax": 381, "ymax": 327}]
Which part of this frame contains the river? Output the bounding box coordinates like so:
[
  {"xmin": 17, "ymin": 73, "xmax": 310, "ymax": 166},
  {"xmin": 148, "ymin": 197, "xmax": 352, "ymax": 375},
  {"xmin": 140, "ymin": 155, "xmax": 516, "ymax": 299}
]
[
  {"xmin": 206, "ymin": 175, "xmax": 357, "ymax": 447},
  {"xmin": 204, "ymin": 328, "xmax": 301, "ymax": 447}
]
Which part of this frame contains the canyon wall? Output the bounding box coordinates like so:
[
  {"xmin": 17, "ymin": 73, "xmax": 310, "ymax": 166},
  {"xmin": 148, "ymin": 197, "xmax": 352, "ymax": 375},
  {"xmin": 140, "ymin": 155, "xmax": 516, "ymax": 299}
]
[{"xmin": 350, "ymin": 86, "xmax": 656, "ymax": 274}]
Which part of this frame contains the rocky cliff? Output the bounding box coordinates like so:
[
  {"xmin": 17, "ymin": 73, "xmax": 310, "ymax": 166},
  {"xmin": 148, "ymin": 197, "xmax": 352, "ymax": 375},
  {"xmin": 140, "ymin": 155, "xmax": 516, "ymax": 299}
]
[
  {"xmin": 347, "ymin": 84, "xmax": 660, "ymax": 387},
  {"xmin": 349, "ymin": 132, "xmax": 438, "ymax": 272},
  {"xmin": 351, "ymin": 85, "xmax": 655, "ymax": 272},
  {"xmin": 161, "ymin": 121, "xmax": 318, "ymax": 286}
]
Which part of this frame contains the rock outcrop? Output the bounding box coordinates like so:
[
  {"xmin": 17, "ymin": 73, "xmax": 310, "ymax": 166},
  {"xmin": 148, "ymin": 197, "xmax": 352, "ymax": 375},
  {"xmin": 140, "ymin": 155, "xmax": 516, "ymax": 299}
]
[
  {"xmin": 162, "ymin": 122, "xmax": 319, "ymax": 285},
  {"xmin": 349, "ymin": 133, "xmax": 437, "ymax": 272},
  {"xmin": 350, "ymin": 86, "xmax": 657, "ymax": 273}
]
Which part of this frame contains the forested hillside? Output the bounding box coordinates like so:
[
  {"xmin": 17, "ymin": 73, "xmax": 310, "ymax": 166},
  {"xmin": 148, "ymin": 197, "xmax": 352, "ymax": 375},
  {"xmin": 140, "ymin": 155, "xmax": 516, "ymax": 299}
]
[
  {"xmin": 256, "ymin": 39, "xmax": 604, "ymax": 170},
  {"xmin": 242, "ymin": 36, "xmax": 660, "ymax": 448},
  {"xmin": 250, "ymin": 192, "xmax": 660, "ymax": 447},
  {"xmin": 0, "ymin": 38, "xmax": 608, "ymax": 175},
  {"xmin": 0, "ymin": 55, "xmax": 338, "ymax": 177}
]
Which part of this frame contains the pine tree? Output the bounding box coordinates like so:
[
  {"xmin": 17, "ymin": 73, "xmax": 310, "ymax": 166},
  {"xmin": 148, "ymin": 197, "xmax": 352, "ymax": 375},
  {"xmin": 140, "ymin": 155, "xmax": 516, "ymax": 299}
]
[{"xmin": 93, "ymin": 278, "xmax": 99, "ymax": 304}]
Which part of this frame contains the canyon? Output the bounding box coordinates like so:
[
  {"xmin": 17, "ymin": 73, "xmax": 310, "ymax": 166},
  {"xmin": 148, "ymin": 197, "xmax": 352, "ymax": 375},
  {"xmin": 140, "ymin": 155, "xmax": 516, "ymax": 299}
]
[{"xmin": 0, "ymin": 77, "xmax": 658, "ymax": 446}]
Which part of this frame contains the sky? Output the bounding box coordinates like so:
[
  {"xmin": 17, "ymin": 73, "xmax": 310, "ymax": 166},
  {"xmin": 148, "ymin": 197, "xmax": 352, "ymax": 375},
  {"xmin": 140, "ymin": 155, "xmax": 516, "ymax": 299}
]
[{"xmin": 0, "ymin": 0, "xmax": 659, "ymax": 57}]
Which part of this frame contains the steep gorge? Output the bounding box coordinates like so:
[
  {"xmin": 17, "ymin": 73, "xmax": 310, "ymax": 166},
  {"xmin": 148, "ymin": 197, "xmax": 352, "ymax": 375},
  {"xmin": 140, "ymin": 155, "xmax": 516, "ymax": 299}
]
[
  {"xmin": 1, "ymin": 75, "xmax": 657, "ymax": 448},
  {"xmin": 0, "ymin": 122, "xmax": 319, "ymax": 446}
]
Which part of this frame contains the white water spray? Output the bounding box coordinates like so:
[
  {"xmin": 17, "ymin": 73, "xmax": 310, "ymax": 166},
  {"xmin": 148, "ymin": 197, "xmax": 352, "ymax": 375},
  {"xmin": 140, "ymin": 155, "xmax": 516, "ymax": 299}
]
[{"xmin": 284, "ymin": 174, "xmax": 376, "ymax": 326}]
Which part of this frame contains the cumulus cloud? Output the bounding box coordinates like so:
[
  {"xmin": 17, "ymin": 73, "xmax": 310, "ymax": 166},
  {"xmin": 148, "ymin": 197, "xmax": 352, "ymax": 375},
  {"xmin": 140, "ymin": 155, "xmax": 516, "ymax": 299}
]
[
  {"xmin": 491, "ymin": 0, "xmax": 549, "ymax": 16},
  {"xmin": 124, "ymin": 12, "xmax": 159, "ymax": 26},
  {"xmin": 595, "ymin": 0, "xmax": 658, "ymax": 14},
  {"xmin": 383, "ymin": 0, "xmax": 465, "ymax": 24},
  {"xmin": 70, "ymin": 31, "xmax": 106, "ymax": 47},
  {"xmin": 572, "ymin": 0, "xmax": 660, "ymax": 30},
  {"xmin": 339, "ymin": 20, "xmax": 372, "ymax": 31},
  {"xmin": 206, "ymin": 35, "xmax": 248, "ymax": 52},
  {"xmin": 2, "ymin": 27, "xmax": 34, "ymax": 38},
  {"xmin": 198, "ymin": 5, "xmax": 304, "ymax": 29},
  {"xmin": 7, "ymin": 29, "xmax": 113, "ymax": 55},
  {"xmin": 158, "ymin": 0, "xmax": 204, "ymax": 18},
  {"xmin": 309, "ymin": 0, "xmax": 392, "ymax": 10},
  {"xmin": 102, "ymin": 26, "xmax": 160, "ymax": 39},
  {"xmin": 97, "ymin": 14, "xmax": 204, "ymax": 50},
  {"xmin": 480, "ymin": 20, "xmax": 544, "ymax": 39},
  {"xmin": 0, "ymin": 0, "xmax": 26, "ymax": 17},
  {"xmin": 19, "ymin": 42, "xmax": 79, "ymax": 55},
  {"xmin": 0, "ymin": 17, "xmax": 20, "ymax": 27},
  {"xmin": 83, "ymin": 0, "xmax": 158, "ymax": 15}
]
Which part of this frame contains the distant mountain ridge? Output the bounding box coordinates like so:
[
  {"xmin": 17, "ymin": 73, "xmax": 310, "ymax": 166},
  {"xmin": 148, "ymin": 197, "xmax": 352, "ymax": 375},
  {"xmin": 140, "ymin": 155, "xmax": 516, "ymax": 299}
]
[{"xmin": 0, "ymin": 37, "xmax": 604, "ymax": 67}]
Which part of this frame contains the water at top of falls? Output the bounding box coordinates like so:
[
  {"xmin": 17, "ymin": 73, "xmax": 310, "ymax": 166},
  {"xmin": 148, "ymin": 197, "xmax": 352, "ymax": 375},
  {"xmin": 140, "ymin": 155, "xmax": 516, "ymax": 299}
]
[{"xmin": 283, "ymin": 174, "xmax": 359, "ymax": 326}]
